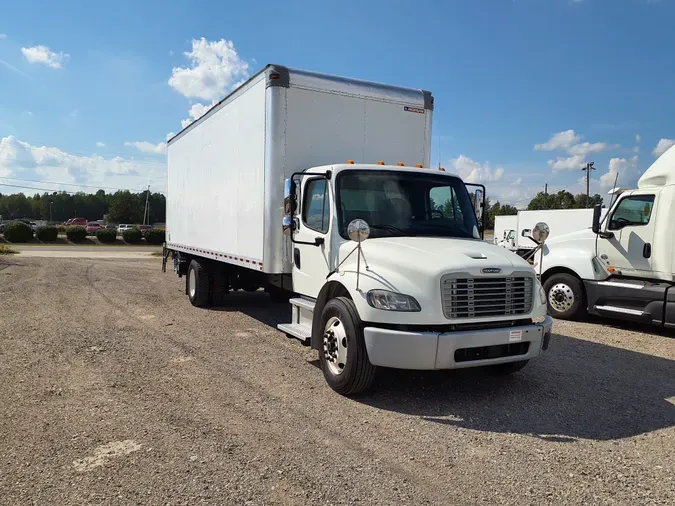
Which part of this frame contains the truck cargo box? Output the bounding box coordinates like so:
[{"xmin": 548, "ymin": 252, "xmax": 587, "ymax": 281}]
[{"xmin": 166, "ymin": 64, "xmax": 433, "ymax": 275}]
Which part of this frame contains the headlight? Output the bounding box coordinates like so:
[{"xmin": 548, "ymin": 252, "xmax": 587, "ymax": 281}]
[
  {"xmin": 367, "ymin": 290, "xmax": 421, "ymax": 312},
  {"xmin": 537, "ymin": 281, "xmax": 546, "ymax": 305}
]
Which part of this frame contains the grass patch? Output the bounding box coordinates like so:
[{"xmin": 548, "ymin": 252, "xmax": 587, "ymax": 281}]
[
  {"xmin": 150, "ymin": 251, "xmax": 163, "ymax": 257},
  {"xmin": 0, "ymin": 244, "xmax": 18, "ymax": 255}
]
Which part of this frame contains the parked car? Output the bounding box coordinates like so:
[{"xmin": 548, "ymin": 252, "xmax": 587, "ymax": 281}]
[
  {"xmin": 0, "ymin": 222, "xmax": 5, "ymax": 233},
  {"xmin": 86, "ymin": 222, "xmax": 102, "ymax": 235},
  {"xmin": 138, "ymin": 225, "xmax": 152, "ymax": 237},
  {"xmin": 117, "ymin": 224, "xmax": 132, "ymax": 234}
]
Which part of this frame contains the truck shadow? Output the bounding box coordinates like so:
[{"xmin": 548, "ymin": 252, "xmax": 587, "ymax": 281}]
[
  {"xmin": 359, "ymin": 333, "xmax": 675, "ymax": 442},
  {"xmin": 206, "ymin": 291, "xmax": 291, "ymax": 329}
]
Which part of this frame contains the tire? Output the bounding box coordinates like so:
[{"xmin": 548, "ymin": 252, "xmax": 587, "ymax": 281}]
[
  {"xmin": 319, "ymin": 297, "xmax": 376, "ymax": 395},
  {"xmin": 187, "ymin": 259, "xmax": 210, "ymax": 307},
  {"xmin": 489, "ymin": 360, "xmax": 529, "ymax": 376},
  {"xmin": 543, "ymin": 273, "xmax": 585, "ymax": 320}
]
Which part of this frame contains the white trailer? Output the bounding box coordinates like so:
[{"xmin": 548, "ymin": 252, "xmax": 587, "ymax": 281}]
[{"xmin": 164, "ymin": 64, "xmax": 552, "ymax": 395}]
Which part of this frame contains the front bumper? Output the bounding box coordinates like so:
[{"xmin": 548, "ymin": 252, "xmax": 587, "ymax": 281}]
[{"xmin": 363, "ymin": 316, "xmax": 553, "ymax": 370}]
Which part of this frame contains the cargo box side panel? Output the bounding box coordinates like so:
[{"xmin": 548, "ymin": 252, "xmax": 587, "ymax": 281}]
[
  {"xmin": 284, "ymin": 87, "xmax": 429, "ymax": 171},
  {"xmin": 167, "ymin": 79, "xmax": 266, "ymax": 266}
]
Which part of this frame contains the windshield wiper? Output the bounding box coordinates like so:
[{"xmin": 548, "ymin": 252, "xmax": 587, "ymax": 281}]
[{"xmin": 369, "ymin": 224, "xmax": 408, "ymax": 236}]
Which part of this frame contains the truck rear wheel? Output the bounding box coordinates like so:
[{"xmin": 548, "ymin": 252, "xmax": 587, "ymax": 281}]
[
  {"xmin": 187, "ymin": 259, "xmax": 210, "ymax": 307},
  {"xmin": 319, "ymin": 297, "xmax": 376, "ymax": 395},
  {"xmin": 543, "ymin": 273, "xmax": 585, "ymax": 320}
]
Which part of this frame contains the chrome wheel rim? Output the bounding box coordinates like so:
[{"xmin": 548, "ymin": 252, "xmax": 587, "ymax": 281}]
[
  {"xmin": 548, "ymin": 283, "xmax": 575, "ymax": 312},
  {"xmin": 188, "ymin": 268, "xmax": 196, "ymax": 299},
  {"xmin": 323, "ymin": 317, "xmax": 347, "ymax": 376}
]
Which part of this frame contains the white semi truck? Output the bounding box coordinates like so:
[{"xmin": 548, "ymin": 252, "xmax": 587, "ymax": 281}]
[
  {"xmin": 164, "ymin": 64, "xmax": 552, "ymax": 395},
  {"xmin": 539, "ymin": 144, "xmax": 675, "ymax": 327}
]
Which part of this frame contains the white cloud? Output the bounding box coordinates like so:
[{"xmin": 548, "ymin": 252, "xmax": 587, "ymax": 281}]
[
  {"xmin": 652, "ymin": 138, "xmax": 675, "ymax": 158},
  {"xmin": 635, "ymin": 134, "xmax": 641, "ymax": 143},
  {"xmin": 168, "ymin": 38, "xmax": 249, "ymax": 101},
  {"xmin": 599, "ymin": 156, "xmax": 640, "ymax": 191},
  {"xmin": 166, "ymin": 132, "xmax": 175, "ymax": 141},
  {"xmin": 179, "ymin": 101, "xmax": 216, "ymax": 130},
  {"xmin": 534, "ymin": 130, "xmax": 581, "ymax": 151},
  {"xmin": 512, "ymin": 177, "xmax": 523, "ymax": 185},
  {"xmin": 21, "ymin": 45, "xmax": 69, "ymax": 69},
  {"xmin": 548, "ymin": 154, "xmax": 585, "ymax": 171},
  {"xmin": 124, "ymin": 141, "xmax": 167, "ymax": 155},
  {"xmin": 0, "ymin": 34, "xmax": 7, "ymax": 40},
  {"xmin": 451, "ymin": 155, "xmax": 505, "ymax": 183},
  {"xmin": 566, "ymin": 142, "xmax": 608, "ymax": 156},
  {"xmin": 95, "ymin": 142, "xmax": 105, "ymax": 148},
  {"xmin": 0, "ymin": 136, "xmax": 166, "ymax": 193}
]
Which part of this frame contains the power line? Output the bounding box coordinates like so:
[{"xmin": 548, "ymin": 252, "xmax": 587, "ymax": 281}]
[
  {"xmin": 0, "ymin": 181, "xmax": 166, "ymax": 195},
  {"xmin": 0, "ymin": 176, "xmax": 162, "ymax": 193}
]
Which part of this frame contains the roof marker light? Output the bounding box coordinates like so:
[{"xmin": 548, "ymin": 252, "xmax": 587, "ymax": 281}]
[
  {"xmin": 416, "ymin": 164, "xmax": 423, "ymax": 168},
  {"xmin": 396, "ymin": 162, "xmax": 404, "ymax": 166},
  {"xmin": 439, "ymin": 167, "xmax": 446, "ymax": 172},
  {"xmin": 377, "ymin": 160, "xmax": 385, "ymax": 165},
  {"xmin": 347, "ymin": 160, "xmax": 355, "ymax": 164}
]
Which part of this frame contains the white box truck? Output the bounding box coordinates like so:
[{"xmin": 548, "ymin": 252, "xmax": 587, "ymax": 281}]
[
  {"xmin": 538, "ymin": 144, "xmax": 675, "ymax": 327},
  {"xmin": 493, "ymin": 215, "xmax": 518, "ymax": 248},
  {"xmin": 164, "ymin": 64, "xmax": 552, "ymax": 395}
]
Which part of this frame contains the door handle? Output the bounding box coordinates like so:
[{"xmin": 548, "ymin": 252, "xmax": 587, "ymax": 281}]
[
  {"xmin": 294, "ymin": 248, "xmax": 301, "ymax": 269},
  {"xmin": 643, "ymin": 243, "xmax": 651, "ymax": 258}
]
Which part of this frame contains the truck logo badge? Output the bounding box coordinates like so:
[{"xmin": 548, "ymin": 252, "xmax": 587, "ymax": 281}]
[
  {"xmin": 481, "ymin": 268, "xmax": 502, "ymax": 274},
  {"xmin": 404, "ymin": 106, "xmax": 424, "ymax": 114}
]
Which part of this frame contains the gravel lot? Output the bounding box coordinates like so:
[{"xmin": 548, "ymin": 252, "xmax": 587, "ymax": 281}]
[{"xmin": 1, "ymin": 256, "xmax": 674, "ymax": 505}]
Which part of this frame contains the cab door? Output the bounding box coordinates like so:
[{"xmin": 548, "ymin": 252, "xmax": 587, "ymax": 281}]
[
  {"xmin": 291, "ymin": 176, "xmax": 332, "ymax": 298},
  {"xmin": 596, "ymin": 192, "xmax": 657, "ymax": 277}
]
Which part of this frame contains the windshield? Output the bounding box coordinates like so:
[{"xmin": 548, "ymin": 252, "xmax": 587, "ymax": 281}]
[{"xmin": 336, "ymin": 170, "xmax": 480, "ymax": 240}]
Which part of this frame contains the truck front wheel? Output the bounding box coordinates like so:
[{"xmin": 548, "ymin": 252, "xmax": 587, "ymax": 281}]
[
  {"xmin": 319, "ymin": 297, "xmax": 376, "ymax": 395},
  {"xmin": 543, "ymin": 273, "xmax": 585, "ymax": 320},
  {"xmin": 187, "ymin": 259, "xmax": 210, "ymax": 307}
]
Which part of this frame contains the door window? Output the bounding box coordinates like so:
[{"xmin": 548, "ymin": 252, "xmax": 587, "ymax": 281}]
[
  {"xmin": 429, "ymin": 186, "xmax": 465, "ymax": 223},
  {"xmin": 303, "ymin": 179, "xmax": 330, "ymax": 233},
  {"xmin": 608, "ymin": 195, "xmax": 655, "ymax": 230}
]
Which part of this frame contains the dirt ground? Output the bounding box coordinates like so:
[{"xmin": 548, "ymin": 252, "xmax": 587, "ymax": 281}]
[{"xmin": 1, "ymin": 256, "xmax": 674, "ymax": 505}]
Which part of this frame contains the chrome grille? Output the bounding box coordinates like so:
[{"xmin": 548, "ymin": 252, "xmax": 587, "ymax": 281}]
[{"xmin": 441, "ymin": 275, "xmax": 534, "ymax": 319}]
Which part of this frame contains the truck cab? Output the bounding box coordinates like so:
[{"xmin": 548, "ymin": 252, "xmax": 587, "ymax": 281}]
[
  {"xmin": 540, "ymin": 144, "xmax": 675, "ymax": 327},
  {"xmin": 281, "ymin": 163, "xmax": 552, "ymax": 394}
]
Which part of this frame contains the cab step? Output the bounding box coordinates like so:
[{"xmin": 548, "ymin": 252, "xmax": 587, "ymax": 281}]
[{"xmin": 277, "ymin": 297, "xmax": 315, "ymax": 345}]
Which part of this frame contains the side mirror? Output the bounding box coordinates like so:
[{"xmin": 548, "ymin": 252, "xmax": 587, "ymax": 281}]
[
  {"xmin": 591, "ymin": 204, "xmax": 601, "ymax": 234},
  {"xmin": 521, "ymin": 229, "xmax": 531, "ymax": 237},
  {"xmin": 347, "ymin": 219, "xmax": 370, "ymax": 242},
  {"xmin": 474, "ymin": 188, "xmax": 484, "ymax": 220},
  {"xmin": 532, "ymin": 222, "xmax": 550, "ymax": 243},
  {"xmin": 282, "ymin": 216, "xmax": 296, "ymax": 236},
  {"xmin": 284, "ymin": 178, "xmax": 297, "ymax": 216}
]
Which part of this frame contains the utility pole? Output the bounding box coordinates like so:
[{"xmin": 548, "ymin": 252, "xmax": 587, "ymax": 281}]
[
  {"xmin": 143, "ymin": 185, "xmax": 151, "ymax": 225},
  {"xmin": 544, "ymin": 183, "xmax": 548, "ymax": 210},
  {"xmin": 49, "ymin": 202, "xmax": 53, "ymax": 222},
  {"xmin": 582, "ymin": 162, "xmax": 596, "ymax": 208}
]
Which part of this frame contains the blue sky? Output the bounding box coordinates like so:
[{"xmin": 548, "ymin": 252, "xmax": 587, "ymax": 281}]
[{"xmin": 1, "ymin": 0, "xmax": 674, "ymax": 207}]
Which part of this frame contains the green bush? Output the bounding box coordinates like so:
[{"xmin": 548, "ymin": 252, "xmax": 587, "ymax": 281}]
[
  {"xmin": 56, "ymin": 225, "xmax": 67, "ymax": 234},
  {"xmin": 66, "ymin": 225, "xmax": 87, "ymax": 242},
  {"xmin": 3, "ymin": 221, "xmax": 33, "ymax": 242},
  {"xmin": 96, "ymin": 228, "xmax": 117, "ymax": 243},
  {"xmin": 144, "ymin": 228, "xmax": 165, "ymax": 245},
  {"xmin": 36, "ymin": 225, "xmax": 58, "ymax": 242},
  {"xmin": 122, "ymin": 227, "xmax": 142, "ymax": 244}
]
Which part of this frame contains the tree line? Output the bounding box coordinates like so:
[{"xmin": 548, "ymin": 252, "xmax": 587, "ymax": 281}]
[
  {"xmin": 526, "ymin": 190, "xmax": 603, "ymax": 210},
  {"xmin": 0, "ymin": 190, "xmax": 166, "ymax": 224}
]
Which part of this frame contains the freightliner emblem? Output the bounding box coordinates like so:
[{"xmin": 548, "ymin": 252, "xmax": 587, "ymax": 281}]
[{"xmin": 481, "ymin": 268, "xmax": 502, "ymax": 274}]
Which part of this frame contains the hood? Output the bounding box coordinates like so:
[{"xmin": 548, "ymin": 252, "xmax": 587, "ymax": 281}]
[{"xmin": 339, "ymin": 236, "xmax": 533, "ymax": 279}]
